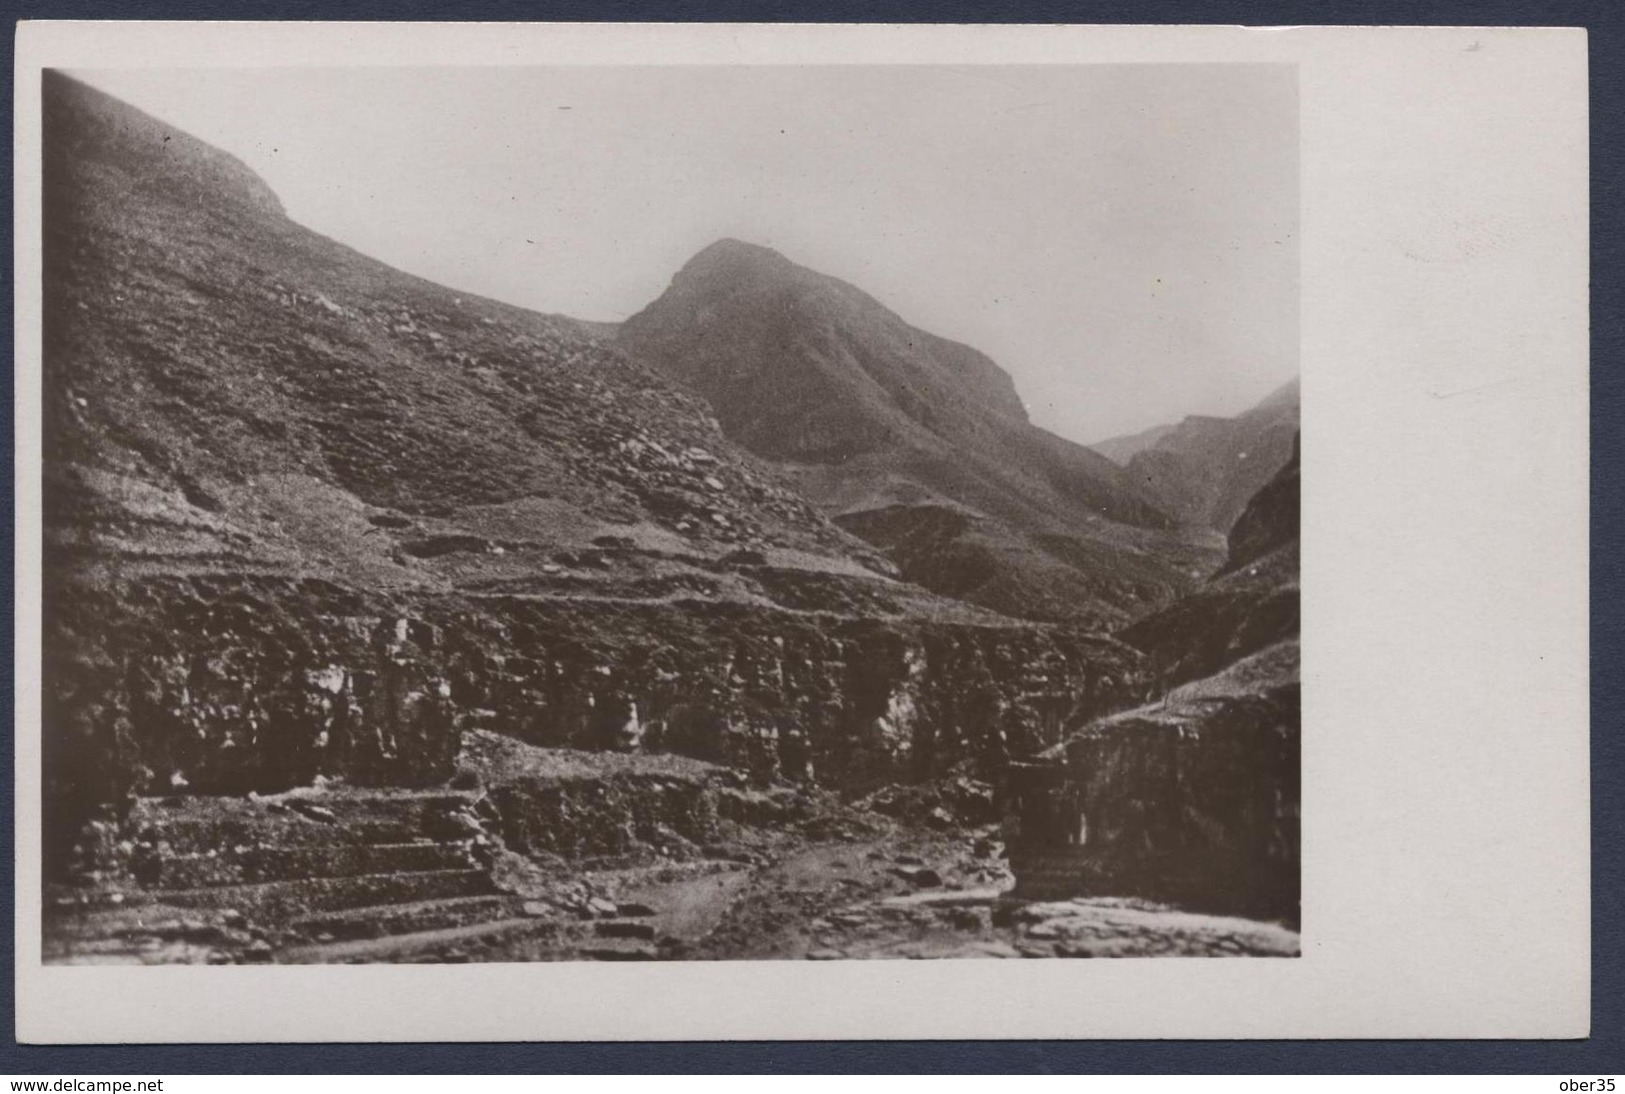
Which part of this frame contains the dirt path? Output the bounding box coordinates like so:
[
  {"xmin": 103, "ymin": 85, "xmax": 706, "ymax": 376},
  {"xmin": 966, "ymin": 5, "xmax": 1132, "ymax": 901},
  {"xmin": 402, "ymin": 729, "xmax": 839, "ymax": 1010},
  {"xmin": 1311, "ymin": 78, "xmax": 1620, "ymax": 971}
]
[
  {"xmin": 617, "ymin": 866, "xmax": 755, "ymax": 942},
  {"xmin": 225, "ymin": 816, "xmax": 1300, "ymax": 964},
  {"xmin": 630, "ymin": 828, "xmax": 1299, "ymax": 961}
]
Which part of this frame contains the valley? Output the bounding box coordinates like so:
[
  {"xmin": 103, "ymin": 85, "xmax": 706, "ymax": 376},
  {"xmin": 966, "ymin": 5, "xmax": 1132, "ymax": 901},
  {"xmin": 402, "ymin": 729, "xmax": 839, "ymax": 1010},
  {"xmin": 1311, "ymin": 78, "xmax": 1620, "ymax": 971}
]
[{"xmin": 39, "ymin": 69, "xmax": 1301, "ymax": 964}]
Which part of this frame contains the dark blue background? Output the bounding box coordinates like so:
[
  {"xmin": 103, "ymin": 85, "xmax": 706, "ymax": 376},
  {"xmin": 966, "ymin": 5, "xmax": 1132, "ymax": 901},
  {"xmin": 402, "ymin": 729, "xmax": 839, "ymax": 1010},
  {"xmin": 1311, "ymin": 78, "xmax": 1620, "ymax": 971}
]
[{"xmin": 3, "ymin": 0, "xmax": 1618, "ymax": 1073}]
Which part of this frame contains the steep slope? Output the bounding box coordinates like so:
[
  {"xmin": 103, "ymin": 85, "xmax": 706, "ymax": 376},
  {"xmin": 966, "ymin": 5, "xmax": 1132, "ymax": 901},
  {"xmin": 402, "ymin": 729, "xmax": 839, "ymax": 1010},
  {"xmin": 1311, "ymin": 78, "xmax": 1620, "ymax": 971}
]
[
  {"xmin": 1118, "ymin": 434, "xmax": 1300, "ymax": 689},
  {"xmin": 618, "ymin": 240, "xmax": 1218, "ymax": 628},
  {"xmin": 44, "ymin": 76, "xmax": 871, "ymax": 572},
  {"xmin": 1100, "ymin": 377, "xmax": 1299, "ymax": 531},
  {"xmin": 1221, "ymin": 431, "xmax": 1300, "ymax": 578},
  {"xmin": 42, "ymin": 73, "xmax": 1153, "ymax": 867},
  {"xmin": 1047, "ymin": 637, "xmax": 1299, "ymax": 919}
]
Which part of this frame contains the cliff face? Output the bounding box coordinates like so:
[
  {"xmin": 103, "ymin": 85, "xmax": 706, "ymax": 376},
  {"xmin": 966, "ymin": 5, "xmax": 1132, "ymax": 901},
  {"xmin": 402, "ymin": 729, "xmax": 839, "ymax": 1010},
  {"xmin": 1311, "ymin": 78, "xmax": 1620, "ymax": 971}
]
[
  {"xmin": 1013, "ymin": 436, "xmax": 1301, "ymax": 920},
  {"xmin": 41, "ymin": 73, "xmax": 1148, "ymax": 866},
  {"xmin": 53, "ymin": 570, "xmax": 1144, "ymax": 793},
  {"xmin": 619, "ymin": 239, "xmax": 1219, "ymax": 628},
  {"xmin": 1056, "ymin": 642, "xmax": 1300, "ymax": 920}
]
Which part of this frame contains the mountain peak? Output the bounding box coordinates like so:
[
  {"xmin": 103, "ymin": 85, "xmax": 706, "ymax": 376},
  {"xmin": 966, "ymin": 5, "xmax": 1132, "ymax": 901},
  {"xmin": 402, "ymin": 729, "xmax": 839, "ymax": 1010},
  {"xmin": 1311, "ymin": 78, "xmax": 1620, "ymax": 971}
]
[
  {"xmin": 614, "ymin": 241, "xmax": 1207, "ymax": 627},
  {"xmin": 675, "ymin": 238, "xmax": 797, "ymax": 283},
  {"xmin": 693, "ymin": 237, "xmax": 786, "ymax": 261},
  {"xmin": 623, "ymin": 240, "xmax": 1045, "ymax": 464}
]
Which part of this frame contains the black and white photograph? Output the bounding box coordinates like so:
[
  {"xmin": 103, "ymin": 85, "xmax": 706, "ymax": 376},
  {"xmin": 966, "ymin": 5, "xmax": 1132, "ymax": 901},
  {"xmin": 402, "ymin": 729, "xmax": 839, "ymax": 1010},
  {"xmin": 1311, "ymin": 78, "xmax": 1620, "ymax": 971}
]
[
  {"xmin": 13, "ymin": 22, "xmax": 1590, "ymax": 1045},
  {"xmin": 37, "ymin": 60, "xmax": 1301, "ymax": 966}
]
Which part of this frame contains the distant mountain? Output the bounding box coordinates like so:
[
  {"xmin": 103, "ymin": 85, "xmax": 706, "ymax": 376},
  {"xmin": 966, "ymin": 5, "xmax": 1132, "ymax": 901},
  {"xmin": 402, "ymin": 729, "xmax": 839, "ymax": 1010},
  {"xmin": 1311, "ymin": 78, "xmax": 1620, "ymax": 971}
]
[
  {"xmin": 1103, "ymin": 378, "xmax": 1299, "ymax": 531},
  {"xmin": 618, "ymin": 240, "xmax": 1219, "ymax": 628},
  {"xmin": 1118, "ymin": 433, "xmax": 1300, "ymax": 690},
  {"xmin": 1090, "ymin": 421, "xmax": 1179, "ymax": 465}
]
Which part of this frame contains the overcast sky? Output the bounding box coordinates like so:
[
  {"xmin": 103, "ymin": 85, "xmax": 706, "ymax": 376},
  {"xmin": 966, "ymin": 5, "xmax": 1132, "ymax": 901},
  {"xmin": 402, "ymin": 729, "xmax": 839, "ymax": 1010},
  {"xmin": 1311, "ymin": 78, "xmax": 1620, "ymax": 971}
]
[{"xmin": 72, "ymin": 65, "xmax": 1297, "ymax": 444}]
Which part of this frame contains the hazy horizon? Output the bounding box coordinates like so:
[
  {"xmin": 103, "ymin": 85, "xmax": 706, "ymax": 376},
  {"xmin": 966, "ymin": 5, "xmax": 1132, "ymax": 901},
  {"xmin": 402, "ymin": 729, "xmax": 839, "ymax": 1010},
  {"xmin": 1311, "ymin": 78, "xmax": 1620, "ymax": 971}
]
[{"xmin": 68, "ymin": 65, "xmax": 1298, "ymax": 444}]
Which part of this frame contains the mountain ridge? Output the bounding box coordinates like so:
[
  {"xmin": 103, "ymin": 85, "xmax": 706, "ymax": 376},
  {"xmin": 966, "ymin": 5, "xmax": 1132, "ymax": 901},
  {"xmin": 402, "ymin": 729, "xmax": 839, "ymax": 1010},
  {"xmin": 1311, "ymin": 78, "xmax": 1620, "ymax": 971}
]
[
  {"xmin": 622, "ymin": 238, "xmax": 1038, "ymax": 463},
  {"xmin": 1102, "ymin": 377, "xmax": 1300, "ymax": 531},
  {"xmin": 617, "ymin": 237, "xmax": 1221, "ymax": 628}
]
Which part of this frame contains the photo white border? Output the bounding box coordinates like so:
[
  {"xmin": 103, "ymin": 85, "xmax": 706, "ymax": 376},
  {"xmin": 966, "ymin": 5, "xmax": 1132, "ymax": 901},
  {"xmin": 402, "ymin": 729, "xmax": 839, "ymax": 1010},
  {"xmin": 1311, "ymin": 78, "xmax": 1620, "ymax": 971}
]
[{"xmin": 12, "ymin": 22, "xmax": 1590, "ymax": 1042}]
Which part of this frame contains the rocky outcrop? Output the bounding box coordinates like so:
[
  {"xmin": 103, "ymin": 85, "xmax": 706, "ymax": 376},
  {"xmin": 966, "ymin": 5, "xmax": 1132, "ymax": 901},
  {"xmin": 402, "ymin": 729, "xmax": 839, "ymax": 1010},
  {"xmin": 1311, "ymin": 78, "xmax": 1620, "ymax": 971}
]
[
  {"xmin": 45, "ymin": 566, "xmax": 1148, "ymax": 878},
  {"xmin": 1051, "ymin": 643, "xmax": 1300, "ymax": 921},
  {"xmin": 1117, "ymin": 579, "xmax": 1299, "ymax": 692},
  {"xmin": 457, "ymin": 730, "xmax": 729, "ymax": 862}
]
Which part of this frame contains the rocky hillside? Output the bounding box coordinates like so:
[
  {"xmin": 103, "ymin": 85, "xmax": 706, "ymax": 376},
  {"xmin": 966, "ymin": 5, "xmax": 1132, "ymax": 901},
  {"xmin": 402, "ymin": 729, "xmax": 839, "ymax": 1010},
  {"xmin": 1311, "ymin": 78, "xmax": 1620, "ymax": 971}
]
[
  {"xmin": 618, "ymin": 240, "xmax": 1218, "ymax": 628},
  {"xmin": 1053, "ymin": 639, "xmax": 1299, "ymax": 920},
  {"xmin": 44, "ymin": 76, "xmax": 874, "ymax": 573},
  {"xmin": 1222, "ymin": 431, "xmax": 1301, "ymax": 577},
  {"xmin": 1097, "ymin": 377, "xmax": 1299, "ymax": 531},
  {"xmin": 42, "ymin": 72, "xmax": 1154, "ymax": 868},
  {"xmin": 1119, "ymin": 434, "xmax": 1300, "ymax": 689}
]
